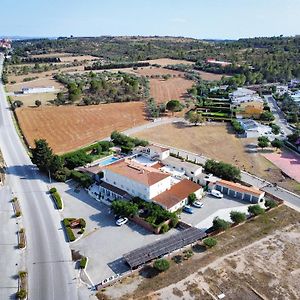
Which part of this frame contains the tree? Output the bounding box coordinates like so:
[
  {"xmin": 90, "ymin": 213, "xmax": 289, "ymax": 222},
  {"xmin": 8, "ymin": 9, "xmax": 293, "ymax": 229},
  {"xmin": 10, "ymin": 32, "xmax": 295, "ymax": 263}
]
[
  {"xmin": 188, "ymin": 193, "xmax": 197, "ymax": 204},
  {"xmin": 230, "ymin": 211, "xmax": 246, "ymax": 224},
  {"xmin": 185, "ymin": 111, "xmax": 205, "ymax": 126},
  {"xmin": 260, "ymin": 111, "xmax": 275, "ymax": 121},
  {"xmin": 12, "ymin": 100, "xmax": 23, "ymax": 109},
  {"xmin": 166, "ymin": 99, "xmax": 183, "ymax": 115},
  {"xmin": 265, "ymin": 199, "xmax": 278, "ymax": 209},
  {"xmin": 32, "ymin": 139, "xmax": 54, "ymax": 172},
  {"xmin": 35, "ymin": 100, "xmax": 42, "ymax": 107},
  {"xmin": 212, "ymin": 217, "xmax": 230, "ymax": 231},
  {"xmin": 258, "ymin": 136, "xmax": 269, "ymax": 149},
  {"xmin": 248, "ymin": 204, "xmax": 265, "ymax": 216},
  {"xmin": 203, "ymin": 237, "xmax": 217, "ymax": 248},
  {"xmin": 204, "ymin": 159, "xmax": 241, "ymax": 182},
  {"xmin": 111, "ymin": 200, "xmax": 139, "ymax": 217},
  {"xmin": 271, "ymin": 138, "xmax": 283, "ymax": 150},
  {"xmin": 270, "ymin": 123, "xmax": 280, "ymax": 135},
  {"xmin": 153, "ymin": 259, "xmax": 170, "ymax": 272}
]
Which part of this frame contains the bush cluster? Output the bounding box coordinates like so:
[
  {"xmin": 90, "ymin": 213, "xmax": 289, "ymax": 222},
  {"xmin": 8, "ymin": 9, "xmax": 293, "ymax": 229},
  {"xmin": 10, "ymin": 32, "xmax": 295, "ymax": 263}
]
[
  {"xmin": 111, "ymin": 131, "xmax": 148, "ymax": 153},
  {"xmin": 231, "ymin": 119, "xmax": 245, "ymax": 134},
  {"xmin": 248, "ymin": 204, "xmax": 265, "ymax": 216},
  {"xmin": 50, "ymin": 190, "xmax": 63, "ymax": 210},
  {"xmin": 80, "ymin": 256, "xmax": 87, "ymax": 269},
  {"xmin": 203, "ymin": 237, "xmax": 217, "ymax": 248},
  {"xmin": 153, "ymin": 259, "xmax": 170, "ymax": 272},
  {"xmin": 205, "ymin": 159, "xmax": 241, "ymax": 181}
]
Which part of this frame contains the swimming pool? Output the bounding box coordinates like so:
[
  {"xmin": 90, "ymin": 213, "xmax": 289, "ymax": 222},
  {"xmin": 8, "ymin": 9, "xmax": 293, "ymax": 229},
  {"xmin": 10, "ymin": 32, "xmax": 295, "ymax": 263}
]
[{"xmin": 98, "ymin": 156, "xmax": 120, "ymax": 166}]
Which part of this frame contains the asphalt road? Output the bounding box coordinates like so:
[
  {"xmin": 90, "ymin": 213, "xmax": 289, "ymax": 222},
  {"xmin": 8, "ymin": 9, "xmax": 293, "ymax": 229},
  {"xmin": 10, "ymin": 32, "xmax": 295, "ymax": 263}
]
[
  {"xmin": 0, "ymin": 54, "xmax": 78, "ymax": 299},
  {"xmin": 264, "ymin": 94, "xmax": 293, "ymax": 136}
]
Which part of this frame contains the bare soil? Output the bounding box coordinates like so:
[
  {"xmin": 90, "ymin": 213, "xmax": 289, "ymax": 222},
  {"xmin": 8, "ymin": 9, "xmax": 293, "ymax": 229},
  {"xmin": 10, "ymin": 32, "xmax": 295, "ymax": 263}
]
[
  {"xmin": 149, "ymin": 78, "xmax": 193, "ymax": 104},
  {"xmin": 15, "ymin": 102, "xmax": 147, "ymax": 154},
  {"xmin": 140, "ymin": 58, "xmax": 195, "ymax": 66}
]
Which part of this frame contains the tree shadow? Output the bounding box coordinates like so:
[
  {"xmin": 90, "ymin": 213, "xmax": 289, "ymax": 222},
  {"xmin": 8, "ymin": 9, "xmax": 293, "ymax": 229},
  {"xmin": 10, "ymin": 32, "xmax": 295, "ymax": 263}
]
[{"xmin": 139, "ymin": 265, "xmax": 159, "ymax": 278}]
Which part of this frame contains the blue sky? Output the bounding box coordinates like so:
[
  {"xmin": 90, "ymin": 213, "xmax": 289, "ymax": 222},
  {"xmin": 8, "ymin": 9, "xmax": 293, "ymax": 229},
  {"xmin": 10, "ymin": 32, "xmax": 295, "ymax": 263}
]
[{"xmin": 1, "ymin": 0, "xmax": 300, "ymax": 39}]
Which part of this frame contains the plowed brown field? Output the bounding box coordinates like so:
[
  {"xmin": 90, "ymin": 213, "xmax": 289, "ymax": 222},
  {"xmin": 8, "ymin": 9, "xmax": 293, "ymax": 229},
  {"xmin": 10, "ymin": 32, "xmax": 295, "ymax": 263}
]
[
  {"xmin": 16, "ymin": 102, "xmax": 147, "ymax": 154},
  {"xmin": 149, "ymin": 77, "xmax": 193, "ymax": 103}
]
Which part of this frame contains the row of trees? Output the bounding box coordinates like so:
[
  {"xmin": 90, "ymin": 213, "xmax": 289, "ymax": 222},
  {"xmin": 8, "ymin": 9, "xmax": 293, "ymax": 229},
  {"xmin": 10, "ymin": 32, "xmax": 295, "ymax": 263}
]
[{"xmin": 204, "ymin": 159, "xmax": 241, "ymax": 182}]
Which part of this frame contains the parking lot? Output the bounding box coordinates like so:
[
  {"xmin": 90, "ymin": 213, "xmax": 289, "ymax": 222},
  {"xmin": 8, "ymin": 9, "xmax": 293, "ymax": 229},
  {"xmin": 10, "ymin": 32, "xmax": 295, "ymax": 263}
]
[
  {"xmin": 180, "ymin": 194, "xmax": 252, "ymax": 230},
  {"xmin": 53, "ymin": 180, "xmax": 179, "ymax": 285}
]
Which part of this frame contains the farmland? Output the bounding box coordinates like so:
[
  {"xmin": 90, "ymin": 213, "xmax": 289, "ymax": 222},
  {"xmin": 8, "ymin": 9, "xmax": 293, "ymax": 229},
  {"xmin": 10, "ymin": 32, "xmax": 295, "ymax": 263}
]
[
  {"xmin": 149, "ymin": 77, "xmax": 193, "ymax": 103},
  {"xmin": 133, "ymin": 123, "xmax": 300, "ymax": 193},
  {"xmin": 15, "ymin": 102, "xmax": 147, "ymax": 154}
]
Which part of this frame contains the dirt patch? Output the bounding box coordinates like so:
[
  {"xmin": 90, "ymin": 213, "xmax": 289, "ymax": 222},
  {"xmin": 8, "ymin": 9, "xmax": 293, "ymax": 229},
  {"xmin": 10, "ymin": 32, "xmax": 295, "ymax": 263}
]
[
  {"xmin": 149, "ymin": 77, "xmax": 193, "ymax": 104},
  {"xmin": 194, "ymin": 70, "xmax": 228, "ymax": 81},
  {"xmin": 6, "ymin": 77, "xmax": 64, "ymax": 93},
  {"xmin": 7, "ymin": 66, "xmax": 85, "ymax": 84},
  {"xmin": 132, "ymin": 67, "xmax": 183, "ymax": 77},
  {"xmin": 104, "ymin": 205, "xmax": 300, "ymax": 300},
  {"xmin": 140, "ymin": 58, "xmax": 195, "ymax": 66},
  {"xmin": 11, "ymin": 93, "xmax": 58, "ymax": 107},
  {"xmin": 133, "ymin": 123, "xmax": 300, "ymax": 193},
  {"xmin": 15, "ymin": 102, "xmax": 147, "ymax": 154}
]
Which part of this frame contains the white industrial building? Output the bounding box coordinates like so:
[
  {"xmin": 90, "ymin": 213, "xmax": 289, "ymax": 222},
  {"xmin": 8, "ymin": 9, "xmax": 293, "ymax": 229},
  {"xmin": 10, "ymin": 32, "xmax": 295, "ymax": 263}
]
[{"xmin": 22, "ymin": 86, "xmax": 55, "ymax": 94}]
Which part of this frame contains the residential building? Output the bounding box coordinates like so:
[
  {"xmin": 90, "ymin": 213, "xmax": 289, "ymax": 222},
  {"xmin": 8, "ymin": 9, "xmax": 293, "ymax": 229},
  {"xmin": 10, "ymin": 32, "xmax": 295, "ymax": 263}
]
[
  {"xmin": 212, "ymin": 179, "xmax": 265, "ymax": 203},
  {"xmin": 153, "ymin": 179, "xmax": 203, "ymax": 212},
  {"xmin": 230, "ymin": 88, "xmax": 263, "ymax": 105},
  {"xmin": 133, "ymin": 144, "xmax": 170, "ymax": 161},
  {"xmin": 238, "ymin": 119, "xmax": 272, "ymax": 138},
  {"xmin": 276, "ymin": 85, "xmax": 289, "ymax": 96},
  {"xmin": 161, "ymin": 156, "xmax": 203, "ymax": 181},
  {"xmin": 103, "ymin": 158, "xmax": 171, "ymax": 201}
]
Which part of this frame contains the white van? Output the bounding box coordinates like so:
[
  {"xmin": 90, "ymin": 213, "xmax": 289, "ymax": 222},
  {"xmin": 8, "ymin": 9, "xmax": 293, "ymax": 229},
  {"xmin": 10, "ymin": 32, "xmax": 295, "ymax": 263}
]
[{"xmin": 210, "ymin": 189, "xmax": 224, "ymax": 198}]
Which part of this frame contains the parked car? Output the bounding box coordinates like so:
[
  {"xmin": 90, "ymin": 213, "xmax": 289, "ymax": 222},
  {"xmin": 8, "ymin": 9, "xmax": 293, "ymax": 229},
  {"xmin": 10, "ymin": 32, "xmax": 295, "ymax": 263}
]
[
  {"xmin": 209, "ymin": 189, "xmax": 224, "ymax": 198},
  {"xmin": 183, "ymin": 205, "xmax": 194, "ymax": 214},
  {"xmin": 193, "ymin": 201, "xmax": 204, "ymax": 208},
  {"xmin": 116, "ymin": 217, "xmax": 128, "ymax": 226}
]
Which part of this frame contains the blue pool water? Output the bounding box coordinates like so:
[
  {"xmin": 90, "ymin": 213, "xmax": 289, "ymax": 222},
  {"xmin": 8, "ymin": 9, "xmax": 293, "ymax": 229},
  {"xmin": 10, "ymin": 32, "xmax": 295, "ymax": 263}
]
[{"xmin": 98, "ymin": 156, "xmax": 119, "ymax": 166}]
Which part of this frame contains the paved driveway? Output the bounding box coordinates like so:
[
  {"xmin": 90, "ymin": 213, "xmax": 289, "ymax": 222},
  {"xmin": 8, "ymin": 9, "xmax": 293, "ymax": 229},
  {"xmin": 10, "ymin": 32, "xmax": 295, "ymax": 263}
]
[
  {"xmin": 181, "ymin": 194, "xmax": 252, "ymax": 230},
  {"xmin": 54, "ymin": 181, "xmax": 179, "ymax": 285}
]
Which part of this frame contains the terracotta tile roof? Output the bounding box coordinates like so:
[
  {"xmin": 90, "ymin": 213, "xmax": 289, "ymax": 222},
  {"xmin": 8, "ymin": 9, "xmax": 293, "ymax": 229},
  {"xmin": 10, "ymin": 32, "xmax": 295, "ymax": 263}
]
[
  {"xmin": 153, "ymin": 179, "xmax": 202, "ymax": 210},
  {"xmin": 104, "ymin": 158, "xmax": 170, "ymax": 186},
  {"xmin": 217, "ymin": 179, "xmax": 263, "ymax": 196}
]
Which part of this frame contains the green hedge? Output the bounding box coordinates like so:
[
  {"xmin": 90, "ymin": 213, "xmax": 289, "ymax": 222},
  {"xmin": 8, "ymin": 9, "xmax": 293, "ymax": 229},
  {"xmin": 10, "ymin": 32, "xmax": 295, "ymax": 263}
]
[
  {"xmin": 49, "ymin": 187, "xmax": 57, "ymax": 194},
  {"xmin": 51, "ymin": 191, "xmax": 63, "ymax": 209},
  {"xmin": 66, "ymin": 226, "xmax": 76, "ymax": 242},
  {"xmin": 80, "ymin": 256, "xmax": 87, "ymax": 269}
]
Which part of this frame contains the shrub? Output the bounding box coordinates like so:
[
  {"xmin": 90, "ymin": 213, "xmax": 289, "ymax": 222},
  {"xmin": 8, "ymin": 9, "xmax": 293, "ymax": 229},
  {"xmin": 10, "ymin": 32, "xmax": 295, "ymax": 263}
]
[
  {"xmin": 63, "ymin": 218, "xmax": 70, "ymax": 227},
  {"xmin": 212, "ymin": 217, "xmax": 230, "ymax": 231},
  {"xmin": 49, "ymin": 187, "xmax": 57, "ymax": 194},
  {"xmin": 160, "ymin": 223, "xmax": 169, "ymax": 234},
  {"xmin": 70, "ymin": 171, "xmax": 92, "ymax": 188},
  {"xmin": 204, "ymin": 159, "xmax": 241, "ymax": 181},
  {"xmin": 265, "ymin": 199, "xmax": 278, "ymax": 209},
  {"xmin": 153, "ymin": 259, "xmax": 170, "ymax": 272},
  {"xmin": 79, "ymin": 218, "xmax": 86, "ymax": 228},
  {"xmin": 66, "ymin": 226, "xmax": 76, "ymax": 242},
  {"xmin": 248, "ymin": 204, "xmax": 265, "ymax": 216},
  {"xmin": 18, "ymin": 271, "xmax": 27, "ymax": 278},
  {"xmin": 51, "ymin": 191, "xmax": 63, "ymax": 209},
  {"xmin": 80, "ymin": 256, "xmax": 87, "ymax": 269},
  {"xmin": 230, "ymin": 211, "xmax": 246, "ymax": 224},
  {"xmin": 15, "ymin": 211, "xmax": 21, "ymax": 217},
  {"xmin": 16, "ymin": 289, "xmax": 27, "ymax": 299},
  {"xmin": 188, "ymin": 193, "xmax": 197, "ymax": 204},
  {"xmin": 183, "ymin": 249, "xmax": 194, "ymax": 259},
  {"xmin": 203, "ymin": 237, "xmax": 217, "ymax": 248}
]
